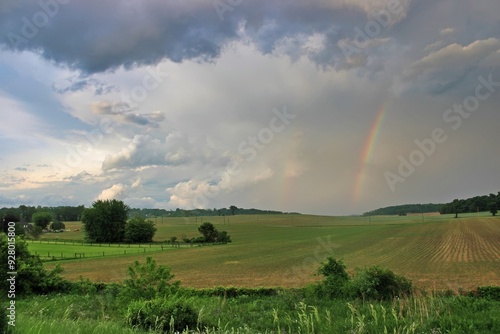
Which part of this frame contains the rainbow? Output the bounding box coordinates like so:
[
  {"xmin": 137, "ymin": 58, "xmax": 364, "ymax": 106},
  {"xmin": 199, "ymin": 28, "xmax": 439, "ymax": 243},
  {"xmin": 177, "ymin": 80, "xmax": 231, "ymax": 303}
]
[{"xmin": 352, "ymin": 104, "xmax": 387, "ymax": 202}]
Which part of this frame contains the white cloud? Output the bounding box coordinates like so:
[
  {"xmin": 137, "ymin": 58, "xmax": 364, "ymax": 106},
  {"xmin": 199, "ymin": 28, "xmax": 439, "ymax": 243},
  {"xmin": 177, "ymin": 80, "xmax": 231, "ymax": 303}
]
[
  {"xmin": 439, "ymin": 27, "xmax": 455, "ymax": 36},
  {"xmin": 97, "ymin": 184, "xmax": 127, "ymax": 200},
  {"xmin": 102, "ymin": 133, "xmax": 191, "ymax": 171}
]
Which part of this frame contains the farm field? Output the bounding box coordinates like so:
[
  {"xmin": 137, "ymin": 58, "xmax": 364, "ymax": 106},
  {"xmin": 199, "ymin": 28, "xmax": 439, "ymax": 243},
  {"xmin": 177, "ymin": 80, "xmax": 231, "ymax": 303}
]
[{"xmin": 43, "ymin": 213, "xmax": 500, "ymax": 291}]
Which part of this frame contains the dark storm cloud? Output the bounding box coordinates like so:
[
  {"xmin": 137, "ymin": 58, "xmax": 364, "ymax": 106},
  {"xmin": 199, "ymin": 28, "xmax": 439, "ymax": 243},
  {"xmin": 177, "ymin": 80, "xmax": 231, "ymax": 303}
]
[
  {"xmin": 0, "ymin": 0, "xmax": 403, "ymax": 74},
  {"xmin": 0, "ymin": 0, "xmax": 240, "ymax": 73}
]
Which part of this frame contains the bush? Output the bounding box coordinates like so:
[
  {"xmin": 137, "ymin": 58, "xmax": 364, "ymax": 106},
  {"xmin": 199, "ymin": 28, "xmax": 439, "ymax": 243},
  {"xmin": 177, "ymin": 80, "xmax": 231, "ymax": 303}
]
[
  {"xmin": 218, "ymin": 230, "xmax": 232, "ymax": 243},
  {"xmin": 348, "ymin": 266, "xmax": 412, "ymax": 300},
  {"xmin": 191, "ymin": 236, "xmax": 206, "ymax": 243},
  {"xmin": 126, "ymin": 298, "xmax": 198, "ymax": 332},
  {"xmin": 316, "ymin": 257, "xmax": 350, "ymax": 298},
  {"xmin": 50, "ymin": 221, "xmax": 66, "ymax": 230},
  {"xmin": 475, "ymin": 286, "xmax": 500, "ymax": 301},
  {"xmin": 124, "ymin": 216, "xmax": 156, "ymax": 243},
  {"xmin": 119, "ymin": 257, "xmax": 179, "ymax": 302}
]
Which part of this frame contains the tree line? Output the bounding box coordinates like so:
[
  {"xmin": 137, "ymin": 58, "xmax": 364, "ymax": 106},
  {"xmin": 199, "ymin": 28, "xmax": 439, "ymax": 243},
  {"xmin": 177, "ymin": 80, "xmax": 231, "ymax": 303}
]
[
  {"xmin": 0, "ymin": 205, "xmax": 85, "ymax": 223},
  {"xmin": 1, "ymin": 204, "xmax": 294, "ymax": 226},
  {"xmin": 440, "ymin": 192, "xmax": 500, "ymax": 216},
  {"xmin": 129, "ymin": 206, "xmax": 297, "ymax": 218},
  {"xmin": 364, "ymin": 203, "xmax": 444, "ymax": 216},
  {"xmin": 364, "ymin": 191, "xmax": 500, "ymax": 217}
]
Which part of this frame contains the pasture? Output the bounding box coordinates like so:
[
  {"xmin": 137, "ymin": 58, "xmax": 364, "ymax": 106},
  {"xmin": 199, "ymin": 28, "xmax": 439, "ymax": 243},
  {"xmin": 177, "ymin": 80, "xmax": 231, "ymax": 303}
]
[{"xmin": 42, "ymin": 213, "xmax": 500, "ymax": 291}]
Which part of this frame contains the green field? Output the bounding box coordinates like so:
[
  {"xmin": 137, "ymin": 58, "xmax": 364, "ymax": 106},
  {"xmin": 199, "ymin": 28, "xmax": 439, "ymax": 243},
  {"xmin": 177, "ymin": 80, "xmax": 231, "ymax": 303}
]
[
  {"xmin": 42, "ymin": 213, "xmax": 500, "ymax": 291},
  {"xmin": 27, "ymin": 240, "xmax": 176, "ymax": 261}
]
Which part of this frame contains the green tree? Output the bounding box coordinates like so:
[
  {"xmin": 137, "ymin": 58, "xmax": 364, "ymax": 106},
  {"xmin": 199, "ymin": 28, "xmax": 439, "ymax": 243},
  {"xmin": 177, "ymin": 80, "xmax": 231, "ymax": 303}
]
[
  {"xmin": 489, "ymin": 201, "xmax": 498, "ymax": 216},
  {"xmin": 229, "ymin": 205, "xmax": 238, "ymax": 215},
  {"xmin": 82, "ymin": 199, "xmax": 129, "ymax": 243},
  {"xmin": 32, "ymin": 212, "xmax": 53, "ymax": 229},
  {"xmin": 29, "ymin": 225, "xmax": 43, "ymax": 240},
  {"xmin": 0, "ymin": 234, "xmax": 67, "ymax": 295},
  {"xmin": 50, "ymin": 221, "xmax": 66, "ymax": 230},
  {"xmin": 198, "ymin": 222, "xmax": 219, "ymax": 242},
  {"xmin": 2, "ymin": 212, "xmax": 20, "ymax": 234},
  {"xmin": 124, "ymin": 216, "xmax": 156, "ymax": 243}
]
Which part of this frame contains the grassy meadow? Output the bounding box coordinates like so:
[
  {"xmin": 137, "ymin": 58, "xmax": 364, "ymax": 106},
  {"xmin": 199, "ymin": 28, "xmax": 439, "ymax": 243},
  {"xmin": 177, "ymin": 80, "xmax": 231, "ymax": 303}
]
[{"xmin": 39, "ymin": 213, "xmax": 500, "ymax": 291}]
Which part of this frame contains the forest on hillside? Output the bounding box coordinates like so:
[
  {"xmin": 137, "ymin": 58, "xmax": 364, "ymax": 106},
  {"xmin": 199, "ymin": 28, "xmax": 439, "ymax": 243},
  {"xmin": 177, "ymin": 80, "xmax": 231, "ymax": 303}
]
[{"xmin": 440, "ymin": 192, "xmax": 500, "ymax": 215}]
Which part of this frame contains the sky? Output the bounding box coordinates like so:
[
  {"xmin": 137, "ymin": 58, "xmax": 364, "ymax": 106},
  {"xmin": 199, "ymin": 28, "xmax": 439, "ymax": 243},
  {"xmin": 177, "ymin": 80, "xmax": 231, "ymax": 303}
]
[{"xmin": 0, "ymin": 0, "xmax": 499, "ymax": 215}]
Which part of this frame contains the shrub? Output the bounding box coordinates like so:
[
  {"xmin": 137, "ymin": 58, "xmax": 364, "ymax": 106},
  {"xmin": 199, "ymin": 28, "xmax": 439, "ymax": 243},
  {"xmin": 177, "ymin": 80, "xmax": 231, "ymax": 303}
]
[
  {"xmin": 316, "ymin": 257, "xmax": 350, "ymax": 298},
  {"xmin": 348, "ymin": 266, "xmax": 412, "ymax": 300},
  {"xmin": 218, "ymin": 230, "xmax": 232, "ymax": 243},
  {"xmin": 126, "ymin": 298, "xmax": 198, "ymax": 332},
  {"xmin": 119, "ymin": 257, "xmax": 179, "ymax": 302},
  {"xmin": 475, "ymin": 286, "xmax": 500, "ymax": 301},
  {"xmin": 191, "ymin": 236, "xmax": 206, "ymax": 244}
]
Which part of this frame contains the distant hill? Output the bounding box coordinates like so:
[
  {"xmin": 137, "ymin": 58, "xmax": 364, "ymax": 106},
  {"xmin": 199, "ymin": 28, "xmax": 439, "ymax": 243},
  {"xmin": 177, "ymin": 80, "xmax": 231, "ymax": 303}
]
[{"xmin": 363, "ymin": 203, "xmax": 444, "ymax": 216}]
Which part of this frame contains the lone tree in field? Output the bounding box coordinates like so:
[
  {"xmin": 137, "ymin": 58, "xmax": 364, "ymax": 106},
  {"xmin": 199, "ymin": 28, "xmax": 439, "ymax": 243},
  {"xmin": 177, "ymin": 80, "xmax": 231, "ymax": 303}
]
[
  {"xmin": 32, "ymin": 212, "xmax": 53, "ymax": 229},
  {"xmin": 197, "ymin": 222, "xmax": 231, "ymax": 243},
  {"xmin": 229, "ymin": 205, "xmax": 237, "ymax": 215},
  {"xmin": 82, "ymin": 199, "xmax": 129, "ymax": 243},
  {"xmin": 124, "ymin": 216, "xmax": 156, "ymax": 243},
  {"xmin": 198, "ymin": 222, "xmax": 219, "ymax": 242},
  {"xmin": 489, "ymin": 202, "xmax": 498, "ymax": 216}
]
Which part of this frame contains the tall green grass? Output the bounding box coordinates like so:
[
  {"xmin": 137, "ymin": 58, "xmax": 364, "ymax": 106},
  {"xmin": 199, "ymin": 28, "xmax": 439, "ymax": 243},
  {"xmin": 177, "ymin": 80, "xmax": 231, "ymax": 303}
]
[{"xmin": 14, "ymin": 290, "xmax": 500, "ymax": 334}]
